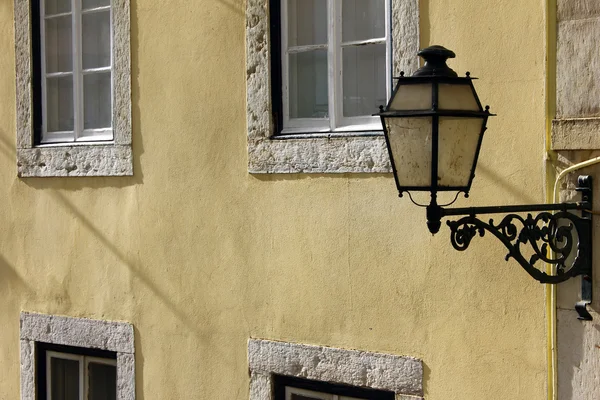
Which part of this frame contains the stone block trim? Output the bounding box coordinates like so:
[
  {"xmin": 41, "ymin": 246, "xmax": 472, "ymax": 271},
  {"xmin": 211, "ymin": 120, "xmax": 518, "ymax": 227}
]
[
  {"xmin": 246, "ymin": 0, "xmax": 419, "ymax": 174},
  {"xmin": 248, "ymin": 339, "xmax": 423, "ymax": 399},
  {"xmin": 551, "ymin": 118, "xmax": 600, "ymax": 150},
  {"xmin": 14, "ymin": 0, "xmax": 132, "ymax": 177},
  {"xmin": 20, "ymin": 312, "xmax": 135, "ymax": 400}
]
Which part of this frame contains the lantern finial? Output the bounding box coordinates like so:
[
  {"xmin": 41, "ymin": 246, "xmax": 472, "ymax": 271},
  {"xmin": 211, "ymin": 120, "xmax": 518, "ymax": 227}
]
[{"xmin": 414, "ymin": 45, "xmax": 458, "ymax": 77}]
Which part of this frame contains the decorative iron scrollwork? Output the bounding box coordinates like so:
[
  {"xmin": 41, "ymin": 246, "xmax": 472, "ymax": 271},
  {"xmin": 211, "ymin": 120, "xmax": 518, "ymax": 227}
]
[{"xmin": 447, "ymin": 211, "xmax": 591, "ymax": 284}]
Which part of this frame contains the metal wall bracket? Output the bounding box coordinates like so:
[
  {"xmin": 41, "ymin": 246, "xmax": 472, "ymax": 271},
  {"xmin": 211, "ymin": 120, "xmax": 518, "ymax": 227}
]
[
  {"xmin": 438, "ymin": 175, "xmax": 593, "ymax": 320},
  {"xmin": 575, "ymin": 176, "xmax": 593, "ymax": 320}
]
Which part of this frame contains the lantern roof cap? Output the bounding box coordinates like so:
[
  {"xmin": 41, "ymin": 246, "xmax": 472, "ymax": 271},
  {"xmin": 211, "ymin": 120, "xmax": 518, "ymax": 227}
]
[{"xmin": 413, "ymin": 45, "xmax": 458, "ymax": 78}]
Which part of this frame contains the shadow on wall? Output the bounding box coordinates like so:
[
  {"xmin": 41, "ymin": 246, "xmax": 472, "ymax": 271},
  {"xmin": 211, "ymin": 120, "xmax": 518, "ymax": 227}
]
[{"xmin": 0, "ymin": 253, "xmax": 34, "ymax": 302}]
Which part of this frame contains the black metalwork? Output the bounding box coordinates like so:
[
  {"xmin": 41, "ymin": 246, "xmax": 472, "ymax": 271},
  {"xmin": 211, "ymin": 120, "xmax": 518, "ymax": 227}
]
[
  {"xmin": 413, "ymin": 45, "xmax": 458, "ymax": 77},
  {"xmin": 379, "ymin": 45, "xmax": 595, "ymax": 319},
  {"xmin": 376, "ymin": 45, "xmax": 494, "ymax": 202},
  {"xmin": 431, "ymin": 176, "xmax": 593, "ymax": 319}
]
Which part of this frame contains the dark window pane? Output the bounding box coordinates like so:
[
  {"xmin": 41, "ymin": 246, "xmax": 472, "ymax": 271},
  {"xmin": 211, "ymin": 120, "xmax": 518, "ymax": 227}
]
[
  {"xmin": 291, "ymin": 395, "xmax": 325, "ymax": 400},
  {"xmin": 50, "ymin": 357, "xmax": 80, "ymax": 400},
  {"xmin": 88, "ymin": 362, "xmax": 117, "ymax": 400}
]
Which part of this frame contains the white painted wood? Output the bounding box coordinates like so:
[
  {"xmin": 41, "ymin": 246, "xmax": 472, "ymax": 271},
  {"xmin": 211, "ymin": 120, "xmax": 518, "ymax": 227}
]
[
  {"xmin": 40, "ymin": 0, "xmax": 113, "ymax": 144},
  {"xmin": 81, "ymin": 5, "xmax": 111, "ymax": 14},
  {"xmin": 45, "ymin": 11, "xmax": 72, "ymax": 19},
  {"xmin": 287, "ymin": 44, "xmax": 327, "ymax": 54},
  {"xmin": 82, "ymin": 66, "xmax": 112, "ymax": 74},
  {"xmin": 40, "ymin": 0, "xmax": 48, "ymax": 139},
  {"xmin": 281, "ymin": 0, "xmax": 390, "ymax": 133},
  {"xmin": 286, "ymin": 386, "xmax": 333, "ymax": 400},
  {"xmin": 73, "ymin": 0, "xmax": 82, "ymax": 141},
  {"xmin": 46, "ymin": 351, "xmax": 84, "ymax": 400},
  {"xmin": 329, "ymin": 0, "xmax": 341, "ymax": 131},
  {"xmin": 340, "ymin": 38, "xmax": 386, "ymax": 48},
  {"xmin": 85, "ymin": 356, "xmax": 117, "ymax": 400}
]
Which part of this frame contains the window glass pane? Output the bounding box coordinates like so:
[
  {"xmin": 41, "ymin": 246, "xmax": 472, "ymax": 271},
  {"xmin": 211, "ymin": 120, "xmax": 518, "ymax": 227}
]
[
  {"xmin": 45, "ymin": 15, "xmax": 73, "ymax": 73},
  {"xmin": 389, "ymin": 83, "xmax": 433, "ymax": 111},
  {"xmin": 342, "ymin": 0, "xmax": 385, "ymax": 42},
  {"xmin": 289, "ymin": 50, "xmax": 328, "ymax": 119},
  {"xmin": 288, "ymin": 0, "xmax": 327, "ymax": 47},
  {"xmin": 83, "ymin": 0, "xmax": 111, "ymax": 9},
  {"xmin": 438, "ymin": 117, "xmax": 484, "ymax": 187},
  {"xmin": 45, "ymin": 0, "xmax": 71, "ymax": 15},
  {"xmin": 84, "ymin": 72, "xmax": 112, "ymax": 129},
  {"xmin": 82, "ymin": 10, "xmax": 111, "ymax": 69},
  {"xmin": 88, "ymin": 362, "xmax": 117, "ymax": 400},
  {"xmin": 46, "ymin": 76, "xmax": 74, "ymax": 131},
  {"xmin": 385, "ymin": 117, "xmax": 432, "ymax": 188},
  {"xmin": 343, "ymin": 44, "xmax": 386, "ymax": 117},
  {"xmin": 438, "ymin": 83, "xmax": 480, "ymax": 111},
  {"xmin": 50, "ymin": 357, "xmax": 80, "ymax": 400}
]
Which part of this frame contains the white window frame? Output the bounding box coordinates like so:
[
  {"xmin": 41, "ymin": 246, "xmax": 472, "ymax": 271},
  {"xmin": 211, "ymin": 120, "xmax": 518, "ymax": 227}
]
[
  {"xmin": 14, "ymin": 0, "xmax": 132, "ymax": 177},
  {"xmin": 245, "ymin": 0, "xmax": 420, "ymax": 174},
  {"xmin": 280, "ymin": 0, "xmax": 392, "ymax": 134},
  {"xmin": 20, "ymin": 312, "xmax": 135, "ymax": 400},
  {"xmin": 46, "ymin": 351, "xmax": 118, "ymax": 400},
  {"xmin": 40, "ymin": 0, "xmax": 114, "ymax": 144},
  {"xmin": 248, "ymin": 339, "xmax": 424, "ymax": 400}
]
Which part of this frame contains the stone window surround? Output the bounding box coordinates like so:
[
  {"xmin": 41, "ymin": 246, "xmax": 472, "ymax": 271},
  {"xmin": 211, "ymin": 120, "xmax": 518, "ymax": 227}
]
[
  {"xmin": 248, "ymin": 339, "xmax": 424, "ymax": 400},
  {"xmin": 20, "ymin": 312, "xmax": 135, "ymax": 400},
  {"xmin": 14, "ymin": 0, "xmax": 132, "ymax": 177},
  {"xmin": 246, "ymin": 0, "xmax": 420, "ymax": 174}
]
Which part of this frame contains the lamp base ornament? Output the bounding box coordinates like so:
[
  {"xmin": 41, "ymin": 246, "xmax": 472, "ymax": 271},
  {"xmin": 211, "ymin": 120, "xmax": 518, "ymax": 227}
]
[{"xmin": 432, "ymin": 175, "xmax": 593, "ymax": 320}]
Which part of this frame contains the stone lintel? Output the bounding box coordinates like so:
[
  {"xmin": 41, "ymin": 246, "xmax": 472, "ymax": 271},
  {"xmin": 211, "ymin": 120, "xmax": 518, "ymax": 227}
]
[{"xmin": 248, "ymin": 339, "xmax": 423, "ymax": 397}]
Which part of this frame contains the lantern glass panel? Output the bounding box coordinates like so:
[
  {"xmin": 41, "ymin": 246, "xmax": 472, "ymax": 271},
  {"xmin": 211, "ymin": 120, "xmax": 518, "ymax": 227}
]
[
  {"xmin": 385, "ymin": 117, "xmax": 432, "ymax": 188},
  {"xmin": 438, "ymin": 83, "xmax": 480, "ymax": 111},
  {"xmin": 437, "ymin": 117, "xmax": 484, "ymax": 188},
  {"xmin": 389, "ymin": 84, "xmax": 432, "ymax": 111}
]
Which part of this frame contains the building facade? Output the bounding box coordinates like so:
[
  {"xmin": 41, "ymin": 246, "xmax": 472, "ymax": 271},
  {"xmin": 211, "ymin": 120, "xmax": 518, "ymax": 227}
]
[{"xmin": 0, "ymin": 0, "xmax": 597, "ymax": 399}]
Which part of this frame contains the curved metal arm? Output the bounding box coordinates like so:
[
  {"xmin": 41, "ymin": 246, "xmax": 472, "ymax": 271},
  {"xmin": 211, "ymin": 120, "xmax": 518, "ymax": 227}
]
[
  {"xmin": 435, "ymin": 175, "xmax": 593, "ymax": 320},
  {"xmin": 446, "ymin": 211, "xmax": 590, "ymax": 284}
]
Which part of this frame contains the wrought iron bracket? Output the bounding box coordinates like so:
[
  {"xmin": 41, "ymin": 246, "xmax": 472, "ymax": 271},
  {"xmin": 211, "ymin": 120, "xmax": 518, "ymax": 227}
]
[{"xmin": 428, "ymin": 176, "xmax": 593, "ymax": 320}]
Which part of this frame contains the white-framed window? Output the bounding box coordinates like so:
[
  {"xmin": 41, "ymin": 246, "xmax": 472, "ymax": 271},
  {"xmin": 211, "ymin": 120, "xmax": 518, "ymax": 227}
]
[
  {"xmin": 40, "ymin": 0, "xmax": 113, "ymax": 144},
  {"xmin": 247, "ymin": 339, "xmax": 424, "ymax": 400},
  {"xmin": 279, "ymin": 0, "xmax": 391, "ymax": 134},
  {"xmin": 245, "ymin": 0, "xmax": 420, "ymax": 174},
  {"xmin": 45, "ymin": 350, "xmax": 117, "ymax": 400},
  {"xmin": 20, "ymin": 312, "xmax": 135, "ymax": 400},
  {"xmin": 277, "ymin": 375, "xmax": 393, "ymax": 400},
  {"xmin": 15, "ymin": 0, "xmax": 132, "ymax": 177}
]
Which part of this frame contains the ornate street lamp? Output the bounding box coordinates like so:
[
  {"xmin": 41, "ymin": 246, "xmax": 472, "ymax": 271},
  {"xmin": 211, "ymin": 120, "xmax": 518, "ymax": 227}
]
[{"xmin": 377, "ymin": 46, "xmax": 594, "ymax": 320}]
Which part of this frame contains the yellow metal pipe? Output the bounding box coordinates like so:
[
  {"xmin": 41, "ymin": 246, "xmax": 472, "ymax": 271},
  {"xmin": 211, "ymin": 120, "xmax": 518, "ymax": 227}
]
[{"xmin": 545, "ymin": 0, "xmax": 557, "ymax": 399}]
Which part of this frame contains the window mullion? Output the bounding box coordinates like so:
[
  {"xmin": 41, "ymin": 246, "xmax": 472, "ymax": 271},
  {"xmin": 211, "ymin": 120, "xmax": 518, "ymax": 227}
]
[
  {"xmin": 40, "ymin": 1, "xmax": 48, "ymax": 141},
  {"xmin": 385, "ymin": 0, "xmax": 392, "ymax": 99},
  {"xmin": 327, "ymin": 0, "xmax": 340, "ymax": 130},
  {"xmin": 281, "ymin": 0, "xmax": 291, "ymax": 126},
  {"xmin": 80, "ymin": 355, "xmax": 86, "ymax": 400},
  {"xmin": 73, "ymin": 0, "xmax": 83, "ymax": 141}
]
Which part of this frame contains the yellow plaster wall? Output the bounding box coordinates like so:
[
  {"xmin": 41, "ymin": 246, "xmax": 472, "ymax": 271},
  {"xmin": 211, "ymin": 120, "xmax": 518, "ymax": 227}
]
[{"xmin": 0, "ymin": 0, "xmax": 549, "ymax": 399}]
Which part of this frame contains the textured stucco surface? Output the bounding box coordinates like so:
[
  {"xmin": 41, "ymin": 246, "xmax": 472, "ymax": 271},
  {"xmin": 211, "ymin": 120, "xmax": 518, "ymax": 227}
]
[
  {"xmin": 0, "ymin": 0, "xmax": 551, "ymax": 399},
  {"xmin": 14, "ymin": 0, "xmax": 132, "ymax": 177},
  {"xmin": 246, "ymin": 0, "xmax": 419, "ymax": 173},
  {"xmin": 20, "ymin": 313, "xmax": 135, "ymax": 400},
  {"xmin": 248, "ymin": 339, "xmax": 423, "ymax": 396}
]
